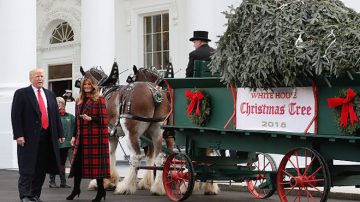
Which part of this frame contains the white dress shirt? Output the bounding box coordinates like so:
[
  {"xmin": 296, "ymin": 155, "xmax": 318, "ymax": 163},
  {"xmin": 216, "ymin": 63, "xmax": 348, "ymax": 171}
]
[{"xmin": 31, "ymin": 85, "xmax": 48, "ymax": 113}]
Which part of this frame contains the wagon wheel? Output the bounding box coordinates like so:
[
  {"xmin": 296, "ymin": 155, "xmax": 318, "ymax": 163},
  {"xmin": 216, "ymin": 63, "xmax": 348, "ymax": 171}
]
[
  {"xmin": 246, "ymin": 152, "xmax": 277, "ymax": 199},
  {"xmin": 277, "ymin": 147, "xmax": 331, "ymax": 202},
  {"xmin": 163, "ymin": 153, "xmax": 195, "ymax": 201}
]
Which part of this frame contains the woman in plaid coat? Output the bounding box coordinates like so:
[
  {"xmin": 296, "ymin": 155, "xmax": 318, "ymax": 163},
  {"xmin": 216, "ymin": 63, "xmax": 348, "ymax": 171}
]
[{"xmin": 67, "ymin": 74, "xmax": 110, "ymax": 202}]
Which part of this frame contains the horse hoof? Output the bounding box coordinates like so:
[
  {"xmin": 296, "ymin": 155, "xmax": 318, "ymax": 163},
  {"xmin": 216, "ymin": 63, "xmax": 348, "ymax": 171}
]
[
  {"xmin": 204, "ymin": 191, "xmax": 217, "ymax": 195},
  {"xmin": 138, "ymin": 179, "xmax": 152, "ymax": 190},
  {"xmin": 150, "ymin": 185, "xmax": 166, "ymax": 196},
  {"xmin": 114, "ymin": 182, "xmax": 137, "ymax": 195}
]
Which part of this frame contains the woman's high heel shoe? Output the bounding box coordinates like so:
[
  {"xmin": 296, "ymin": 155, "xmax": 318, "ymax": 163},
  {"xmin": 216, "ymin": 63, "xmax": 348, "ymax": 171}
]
[
  {"xmin": 66, "ymin": 189, "xmax": 81, "ymax": 200},
  {"xmin": 92, "ymin": 190, "xmax": 106, "ymax": 202}
]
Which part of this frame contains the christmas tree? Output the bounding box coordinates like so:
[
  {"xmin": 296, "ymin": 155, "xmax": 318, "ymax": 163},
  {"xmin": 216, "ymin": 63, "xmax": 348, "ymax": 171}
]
[{"xmin": 211, "ymin": 0, "xmax": 360, "ymax": 89}]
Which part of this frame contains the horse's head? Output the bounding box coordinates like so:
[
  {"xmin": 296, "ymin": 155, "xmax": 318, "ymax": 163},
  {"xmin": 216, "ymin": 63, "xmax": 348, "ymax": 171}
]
[
  {"xmin": 75, "ymin": 66, "xmax": 108, "ymax": 88},
  {"xmin": 127, "ymin": 65, "xmax": 162, "ymax": 84},
  {"xmin": 86, "ymin": 67, "xmax": 108, "ymax": 84}
]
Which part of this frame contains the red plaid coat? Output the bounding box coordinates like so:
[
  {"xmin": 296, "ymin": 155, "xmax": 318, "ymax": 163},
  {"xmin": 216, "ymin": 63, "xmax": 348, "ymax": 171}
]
[{"xmin": 69, "ymin": 96, "xmax": 110, "ymax": 179}]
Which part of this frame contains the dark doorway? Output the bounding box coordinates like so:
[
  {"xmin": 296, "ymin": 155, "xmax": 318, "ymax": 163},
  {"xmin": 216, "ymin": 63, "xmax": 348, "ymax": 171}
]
[
  {"xmin": 50, "ymin": 80, "xmax": 72, "ymax": 97},
  {"xmin": 48, "ymin": 64, "xmax": 72, "ymax": 97}
]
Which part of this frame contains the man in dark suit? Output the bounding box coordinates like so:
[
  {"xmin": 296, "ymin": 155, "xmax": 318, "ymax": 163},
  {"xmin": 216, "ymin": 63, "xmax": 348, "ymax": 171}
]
[
  {"xmin": 186, "ymin": 30, "xmax": 215, "ymax": 77},
  {"xmin": 11, "ymin": 68, "xmax": 65, "ymax": 202}
]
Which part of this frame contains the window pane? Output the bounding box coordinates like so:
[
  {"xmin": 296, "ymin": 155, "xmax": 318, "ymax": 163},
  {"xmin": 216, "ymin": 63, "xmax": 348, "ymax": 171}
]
[
  {"xmin": 153, "ymin": 33, "xmax": 161, "ymax": 52},
  {"xmin": 144, "ymin": 16, "xmax": 151, "ymax": 34},
  {"xmin": 48, "ymin": 64, "xmax": 72, "ymax": 79},
  {"xmin": 153, "ymin": 52, "xmax": 162, "ymax": 68},
  {"xmin": 146, "ymin": 53, "xmax": 152, "ymax": 67},
  {"xmin": 162, "ymin": 13, "xmax": 169, "ymax": 31},
  {"xmin": 51, "ymin": 30, "xmax": 61, "ymax": 43},
  {"xmin": 145, "ymin": 34, "xmax": 152, "ymax": 52},
  {"xmin": 144, "ymin": 54, "xmax": 148, "ymax": 67},
  {"xmin": 163, "ymin": 32, "xmax": 169, "ymax": 50},
  {"xmin": 152, "ymin": 15, "xmax": 161, "ymax": 33},
  {"xmin": 162, "ymin": 51, "xmax": 169, "ymax": 70}
]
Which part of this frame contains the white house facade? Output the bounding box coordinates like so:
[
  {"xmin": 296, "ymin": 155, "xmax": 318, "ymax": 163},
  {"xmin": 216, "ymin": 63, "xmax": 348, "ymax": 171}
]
[{"xmin": 1, "ymin": 0, "xmax": 360, "ymax": 169}]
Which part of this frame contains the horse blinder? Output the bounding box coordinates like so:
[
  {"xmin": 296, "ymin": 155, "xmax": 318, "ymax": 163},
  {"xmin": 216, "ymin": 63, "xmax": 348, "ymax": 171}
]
[
  {"xmin": 74, "ymin": 79, "xmax": 81, "ymax": 88},
  {"xmin": 126, "ymin": 74, "xmax": 135, "ymax": 83}
]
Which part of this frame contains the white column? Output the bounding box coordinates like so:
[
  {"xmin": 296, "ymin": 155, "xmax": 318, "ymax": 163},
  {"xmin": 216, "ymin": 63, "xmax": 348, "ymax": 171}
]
[
  {"xmin": 81, "ymin": 0, "xmax": 115, "ymax": 74},
  {"xmin": 0, "ymin": 0, "xmax": 36, "ymax": 169}
]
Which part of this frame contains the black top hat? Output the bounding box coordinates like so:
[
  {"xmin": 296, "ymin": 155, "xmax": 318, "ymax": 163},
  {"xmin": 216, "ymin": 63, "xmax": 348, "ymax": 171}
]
[{"xmin": 189, "ymin": 31, "xmax": 211, "ymax": 42}]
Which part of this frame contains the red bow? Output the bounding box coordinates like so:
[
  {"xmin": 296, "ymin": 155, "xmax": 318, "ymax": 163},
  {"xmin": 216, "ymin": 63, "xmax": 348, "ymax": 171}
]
[
  {"xmin": 185, "ymin": 90, "xmax": 204, "ymax": 116},
  {"xmin": 327, "ymin": 88, "xmax": 359, "ymax": 127}
]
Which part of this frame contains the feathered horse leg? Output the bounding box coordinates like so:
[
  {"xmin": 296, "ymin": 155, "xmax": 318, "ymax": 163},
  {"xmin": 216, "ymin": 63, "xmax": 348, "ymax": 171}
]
[
  {"xmin": 138, "ymin": 146, "xmax": 154, "ymax": 190},
  {"xmin": 114, "ymin": 119, "xmax": 149, "ymax": 194},
  {"xmin": 149, "ymin": 123, "xmax": 165, "ymax": 195}
]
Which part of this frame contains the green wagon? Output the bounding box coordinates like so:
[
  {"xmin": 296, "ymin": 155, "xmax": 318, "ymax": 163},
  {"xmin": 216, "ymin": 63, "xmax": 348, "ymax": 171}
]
[{"xmin": 161, "ymin": 73, "xmax": 360, "ymax": 202}]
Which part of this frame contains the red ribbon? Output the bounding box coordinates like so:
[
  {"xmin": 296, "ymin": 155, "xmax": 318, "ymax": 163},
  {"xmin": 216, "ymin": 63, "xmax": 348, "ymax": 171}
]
[
  {"xmin": 185, "ymin": 90, "xmax": 204, "ymax": 116},
  {"xmin": 327, "ymin": 88, "xmax": 359, "ymax": 127}
]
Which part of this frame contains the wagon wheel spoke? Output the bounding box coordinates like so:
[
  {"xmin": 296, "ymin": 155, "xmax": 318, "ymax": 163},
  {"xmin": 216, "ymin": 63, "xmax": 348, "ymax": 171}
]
[
  {"xmin": 285, "ymin": 185, "xmax": 296, "ymax": 196},
  {"xmin": 295, "ymin": 151, "xmax": 300, "ymax": 176},
  {"xmin": 293, "ymin": 187, "xmax": 302, "ymax": 202},
  {"xmin": 281, "ymin": 168, "xmax": 296, "ymax": 179},
  {"xmin": 303, "ymin": 156, "xmax": 316, "ymax": 176},
  {"xmin": 304, "ymin": 187, "xmax": 312, "ymax": 202},
  {"xmin": 288, "ymin": 158, "xmax": 301, "ymax": 176},
  {"xmin": 308, "ymin": 182, "xmax": 324, "ymax": 193},
  {"xmin": 305, "ymin": 186, "xmax": 318, "ymax": 202},
  {"xmin": 308, "ymin": 166, "xmax": 322, "ymax": 179}
]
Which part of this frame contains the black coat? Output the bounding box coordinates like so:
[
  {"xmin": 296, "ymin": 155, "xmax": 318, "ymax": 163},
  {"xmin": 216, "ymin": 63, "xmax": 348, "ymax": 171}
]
[
  {"xmin": 11, "ymin": 85, "xmax": 64, "ymax": 175},
  {"xmin": 186, "ymin": 44, "xmax": 215, "ymax": 77}
]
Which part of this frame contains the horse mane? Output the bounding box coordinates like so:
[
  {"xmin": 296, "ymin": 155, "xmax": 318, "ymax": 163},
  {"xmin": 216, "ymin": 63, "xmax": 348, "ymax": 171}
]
[{"xmin": 138, "ymin": 67, "xmax": 162, "ymax": 78}]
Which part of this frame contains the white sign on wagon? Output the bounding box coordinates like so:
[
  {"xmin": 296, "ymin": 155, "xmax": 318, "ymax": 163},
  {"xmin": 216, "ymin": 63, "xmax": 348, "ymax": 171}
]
[{"xmin": 236, "ymin": 87, "xmax": 316, "ymax": 133}]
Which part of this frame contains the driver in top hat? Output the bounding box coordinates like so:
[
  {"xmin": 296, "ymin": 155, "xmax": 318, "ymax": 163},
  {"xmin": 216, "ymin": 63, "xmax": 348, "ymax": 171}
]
[{"xmin": 186, "ymin": 30, "xmax": 215, "ymax": 77}]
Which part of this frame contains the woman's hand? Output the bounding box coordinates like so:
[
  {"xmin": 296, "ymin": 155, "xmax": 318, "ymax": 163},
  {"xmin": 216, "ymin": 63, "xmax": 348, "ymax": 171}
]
[
  {"xmin": 70, "ymin": 137, "xmax": 76, "ymax": 146},
  {"xmin": 80, "ymin": 114, "xmax": 92, "ymax": 121}
]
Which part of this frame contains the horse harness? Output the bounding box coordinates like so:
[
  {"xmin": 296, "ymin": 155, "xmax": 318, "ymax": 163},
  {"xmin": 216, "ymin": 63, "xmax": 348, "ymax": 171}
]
[
  {"xmin": 99, "ymin": 82, "xmax": 168, "ymax": 139},
  {"xmin": 119, "ymin": 82, "xmax": 167, "ymax": 122}
]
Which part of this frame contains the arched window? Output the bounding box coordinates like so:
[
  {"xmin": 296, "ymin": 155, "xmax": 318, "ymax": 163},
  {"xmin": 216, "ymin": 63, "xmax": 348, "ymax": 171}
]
[{"xmin": 50, "ymin": 22, "xmax": 74, "ymax": 44}]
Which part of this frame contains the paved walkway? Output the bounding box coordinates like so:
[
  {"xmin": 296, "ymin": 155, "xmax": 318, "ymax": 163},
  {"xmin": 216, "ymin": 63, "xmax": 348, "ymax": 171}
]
[{"xmin": 1, "ymin": 166, "xmax": 359, "ymax": 202}]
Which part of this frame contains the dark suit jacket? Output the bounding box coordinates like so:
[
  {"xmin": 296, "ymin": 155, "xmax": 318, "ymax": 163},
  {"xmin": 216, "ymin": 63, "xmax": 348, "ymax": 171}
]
[
  {"xmin": 11, "ymin": 85, "xmax": 64, "ymax": 175},
  {"xmin": 186, "ymin": 44, "xmax": 215, "ymax": 77}
]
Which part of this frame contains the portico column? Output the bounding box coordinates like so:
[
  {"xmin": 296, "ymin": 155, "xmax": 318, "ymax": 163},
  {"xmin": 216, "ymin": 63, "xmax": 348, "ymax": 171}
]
[
  {"xmin": 81, "ymin": 0, "xmax": 115, "ymax": 73},
  {"xmin": 0, "ymin": 0, "xmax": 36, "ymax": 169}
]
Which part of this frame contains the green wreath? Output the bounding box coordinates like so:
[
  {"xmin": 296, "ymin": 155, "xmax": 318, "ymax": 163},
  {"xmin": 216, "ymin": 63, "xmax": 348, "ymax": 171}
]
[
  {"xmin": 185, "ymin": 89, "xmax": 211, "ymax": 126},
  {"xmin": 332, "ymin": 89, "xmax": 360, "ymax": 135}
]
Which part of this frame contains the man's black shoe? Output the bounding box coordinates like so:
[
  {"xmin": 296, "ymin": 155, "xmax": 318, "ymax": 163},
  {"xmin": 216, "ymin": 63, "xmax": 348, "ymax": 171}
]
[
  {"xmin": 31, "ymin": 196, "xmax": 43, "ymax": 202},
  {"xmin": 20, "ymin": 197, "xmax": 34, "ymax": 202}
]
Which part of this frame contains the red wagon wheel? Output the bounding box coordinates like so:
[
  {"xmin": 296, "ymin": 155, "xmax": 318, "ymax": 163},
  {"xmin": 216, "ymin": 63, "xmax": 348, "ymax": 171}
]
[
  {"xmin": 163, "ymin": 153, "xmax": 195, "ymax": 201},
  {"xmin": 277, "ymin": 147, "xmax": 331, "ymax": 202},
  {"xmin": 246, "ymin": 152, "xmax": 277, "ymax": 199}
]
